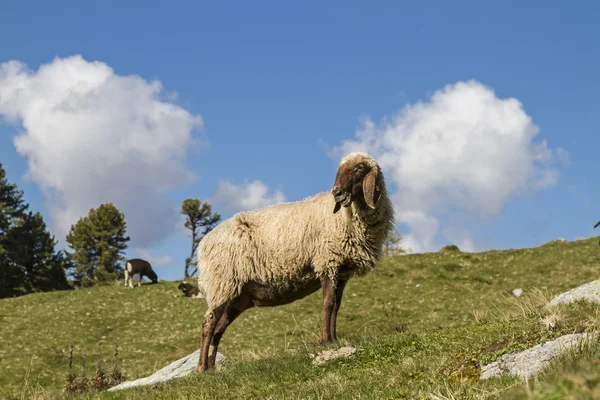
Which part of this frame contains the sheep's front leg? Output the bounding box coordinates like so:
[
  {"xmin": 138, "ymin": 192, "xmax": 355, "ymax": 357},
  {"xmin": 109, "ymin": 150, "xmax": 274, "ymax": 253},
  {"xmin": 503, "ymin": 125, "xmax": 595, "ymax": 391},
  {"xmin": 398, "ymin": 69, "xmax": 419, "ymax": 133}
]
[
  {"xmin": 329, "ymin": 279, "xmax": 347, "ymax": 342},
  {"xmin": 197, "ymin": 306, "xmax": 225, "ymax": 373},
  {"xmin": 208, "ymin": 297, "xmax": 252, "ymax": 369},
  {"xmin": 320, "ymin": 276, "xmax": 336, "ymax": 344}
]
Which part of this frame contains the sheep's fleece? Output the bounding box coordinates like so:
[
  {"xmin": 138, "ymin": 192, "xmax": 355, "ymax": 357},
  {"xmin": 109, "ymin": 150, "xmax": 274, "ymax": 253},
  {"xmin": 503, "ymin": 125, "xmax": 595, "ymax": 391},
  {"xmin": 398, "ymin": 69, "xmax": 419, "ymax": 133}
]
[{"xmin": 197, "ymin": 152, "xmax": 395, "ymax": 309}]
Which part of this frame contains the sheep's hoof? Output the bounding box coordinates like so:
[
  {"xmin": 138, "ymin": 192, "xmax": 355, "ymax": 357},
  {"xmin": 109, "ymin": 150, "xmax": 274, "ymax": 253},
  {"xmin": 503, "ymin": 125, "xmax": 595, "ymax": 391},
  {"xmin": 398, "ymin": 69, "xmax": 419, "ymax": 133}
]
[{"xmin": 196, "ymin": 364, "xmax": 208, "ymax": 373}]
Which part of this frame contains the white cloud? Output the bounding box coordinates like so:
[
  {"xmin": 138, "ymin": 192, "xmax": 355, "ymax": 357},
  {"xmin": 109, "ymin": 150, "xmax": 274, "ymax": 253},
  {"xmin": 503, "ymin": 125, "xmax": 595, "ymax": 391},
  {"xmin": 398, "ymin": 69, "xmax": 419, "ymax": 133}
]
[
  {"xmin": 331, "ymin": 80, "xmax": 562, "ymax": 252},
  {"xmin": 0, "ymin": 55, "xmax": 203, "ymax": 247},
  {"xmin": 212, "ymin": 180, "xmax": 286, "ymax": 212},
  {"xmin": 556, "ymin": 147, "xmax": 571, "ymax": 166},
  {"xmin": 133, "ymin": 248, "xmax": 174, "ymax": 268}
]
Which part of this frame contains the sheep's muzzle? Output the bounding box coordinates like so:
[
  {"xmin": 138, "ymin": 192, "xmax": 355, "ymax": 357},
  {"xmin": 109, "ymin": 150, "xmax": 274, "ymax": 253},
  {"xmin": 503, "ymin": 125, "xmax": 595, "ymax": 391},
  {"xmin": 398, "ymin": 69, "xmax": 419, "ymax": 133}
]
[{"xmin": 331, "ymin": 186, "xmax": 351, "ymax": 214}]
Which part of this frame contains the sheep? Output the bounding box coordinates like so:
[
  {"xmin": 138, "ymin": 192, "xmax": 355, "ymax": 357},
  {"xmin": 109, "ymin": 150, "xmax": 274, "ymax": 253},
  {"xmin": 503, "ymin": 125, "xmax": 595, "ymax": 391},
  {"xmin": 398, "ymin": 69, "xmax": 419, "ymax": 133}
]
[
  {"xmin": 178, "ymin": 281, "xmax": 203, "ymax": 298},
  {"xmin": 124, "ymin": 258, "xmax": 158, "ymax": 288},
  {"xmin": 195, "ymin": 152, "xmax": 395, "ymax": 372}
]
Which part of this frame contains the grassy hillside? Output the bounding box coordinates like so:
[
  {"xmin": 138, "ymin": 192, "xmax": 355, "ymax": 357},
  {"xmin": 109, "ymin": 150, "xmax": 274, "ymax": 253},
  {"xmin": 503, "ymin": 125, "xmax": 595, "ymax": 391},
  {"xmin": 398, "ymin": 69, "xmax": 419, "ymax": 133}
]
[{"xmin": 2, "ymin": 237, "xmax": 600, "ymax": 399}]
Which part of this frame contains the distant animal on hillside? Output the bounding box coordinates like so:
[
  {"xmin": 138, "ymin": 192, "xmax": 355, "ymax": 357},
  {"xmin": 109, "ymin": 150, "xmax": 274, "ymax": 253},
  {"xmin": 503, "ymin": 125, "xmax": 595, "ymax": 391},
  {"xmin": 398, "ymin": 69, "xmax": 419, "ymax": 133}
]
[
  {"xmin": 124, "ymin": 258, "xmax": 158, "ymax": 288},
  {"xmin": 194, "ymin": 152, "xmax": 394, "ymax": 372},
  {"xmin": 178, "ymin": 281, "xmax": 202, "ymax": 298}
]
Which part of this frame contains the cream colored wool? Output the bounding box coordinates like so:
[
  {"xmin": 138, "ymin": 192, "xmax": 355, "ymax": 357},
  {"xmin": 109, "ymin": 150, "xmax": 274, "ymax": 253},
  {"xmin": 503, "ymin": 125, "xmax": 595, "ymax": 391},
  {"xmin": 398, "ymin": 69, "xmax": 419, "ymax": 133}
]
[{"xmin": 197, "ymin": 152, "xmax": 395, "ymax": 312}]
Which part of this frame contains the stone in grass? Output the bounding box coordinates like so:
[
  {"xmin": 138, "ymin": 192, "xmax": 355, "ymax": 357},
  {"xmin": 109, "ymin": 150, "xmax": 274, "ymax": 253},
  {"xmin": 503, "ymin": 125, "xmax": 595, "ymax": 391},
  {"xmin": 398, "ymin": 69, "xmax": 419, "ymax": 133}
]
[
  {"xmin": 550, "ymin": 280, "xmax": 600, "ymax": 306},
  {"xmin": 107, "ymin": 350, "xmax": 227, "ymax": 391},
  {"xmin": 312, "ymin": 346, "xmax": 356, "ymax": 366},
  {"xmin": 480, "ymin": 332, "xmax": 598, "ymax": 380}
]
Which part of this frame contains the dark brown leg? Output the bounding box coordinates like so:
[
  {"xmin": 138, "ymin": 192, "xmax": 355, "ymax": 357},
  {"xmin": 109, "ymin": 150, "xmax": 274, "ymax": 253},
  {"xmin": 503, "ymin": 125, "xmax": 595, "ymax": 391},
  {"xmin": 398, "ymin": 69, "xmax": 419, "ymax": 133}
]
[
  {"xmin": 320, "ymin": 276, "xmax": 336, "ymax": 344},
  {"xmin": 197, "ymin": 305, "xmax": 225, "ymax": 372},
  {"xmin": 329, "ymin": 279, "xmax": 347, "ymax": 342},
  {"xmin": 208, "ymin": 297, "xmax": 252, "ymax": 369}
]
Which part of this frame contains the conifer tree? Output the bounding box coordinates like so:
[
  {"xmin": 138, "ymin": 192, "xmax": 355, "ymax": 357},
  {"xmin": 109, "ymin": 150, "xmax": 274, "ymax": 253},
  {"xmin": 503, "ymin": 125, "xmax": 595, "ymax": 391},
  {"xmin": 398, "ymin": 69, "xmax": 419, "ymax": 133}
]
[
  {"xmin": 0, "ymin": 163, "xmax": 70, "ymax": 297},
  {"xmin": 181, "ymin": 198, "xmax": 220, "ymax": 278},
  {"xmin": 66, "ymin": 203, "xmax": 129, "ymax": 287}
]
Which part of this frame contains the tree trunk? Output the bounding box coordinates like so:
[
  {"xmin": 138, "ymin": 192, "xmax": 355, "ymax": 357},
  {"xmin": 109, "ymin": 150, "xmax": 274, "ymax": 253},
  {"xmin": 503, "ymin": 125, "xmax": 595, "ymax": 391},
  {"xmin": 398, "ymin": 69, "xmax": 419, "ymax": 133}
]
[{"xmin": 184, "ymin": 227, "xmax": 197, "ymax": 279}]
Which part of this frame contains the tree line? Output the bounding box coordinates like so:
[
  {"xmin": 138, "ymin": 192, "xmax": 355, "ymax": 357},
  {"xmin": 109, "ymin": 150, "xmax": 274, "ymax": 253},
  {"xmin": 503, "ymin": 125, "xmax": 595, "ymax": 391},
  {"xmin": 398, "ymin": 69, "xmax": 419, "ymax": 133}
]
[
  {"xmin": 0, "ymin": 164, "xmax": 71, "ymax": 297},
  {"xmin": 0, "ymin": 162, "xmax": 220, "ymax": 299}
]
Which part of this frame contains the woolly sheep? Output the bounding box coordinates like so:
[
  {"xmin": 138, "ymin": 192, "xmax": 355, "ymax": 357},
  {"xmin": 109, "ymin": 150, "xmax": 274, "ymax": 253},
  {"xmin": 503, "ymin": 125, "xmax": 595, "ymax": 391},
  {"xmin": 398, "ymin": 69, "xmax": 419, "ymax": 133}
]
[
  {"xmin": 195, "ymin": 152, "xmax": 395, "ymax": 372},
  {"xmin": 124, "ymin": 258, "xmax": 158, "ymax": 288}
]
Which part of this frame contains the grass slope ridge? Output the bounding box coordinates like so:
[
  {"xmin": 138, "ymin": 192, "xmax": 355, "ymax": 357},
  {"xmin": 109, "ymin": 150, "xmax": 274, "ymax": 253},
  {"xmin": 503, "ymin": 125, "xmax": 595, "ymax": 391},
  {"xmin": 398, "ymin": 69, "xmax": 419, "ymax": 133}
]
[{"xmin": 2, "ymin": 237, "xmax": 600, "ymax": 399}]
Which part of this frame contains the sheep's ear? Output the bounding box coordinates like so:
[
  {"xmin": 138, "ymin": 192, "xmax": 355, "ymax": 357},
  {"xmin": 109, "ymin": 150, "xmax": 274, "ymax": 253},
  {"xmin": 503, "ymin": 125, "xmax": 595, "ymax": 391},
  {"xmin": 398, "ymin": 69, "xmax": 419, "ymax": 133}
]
[{"xmin": 363, "ymin": 168, "xmax": 379, "ymax": 209}]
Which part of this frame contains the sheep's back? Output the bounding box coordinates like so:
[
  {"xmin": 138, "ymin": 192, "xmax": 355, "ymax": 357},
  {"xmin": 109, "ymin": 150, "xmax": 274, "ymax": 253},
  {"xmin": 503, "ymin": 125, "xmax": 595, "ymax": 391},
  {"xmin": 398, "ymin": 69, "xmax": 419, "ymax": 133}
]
[{"xmin": 197, "ymin": 192, "xmax": 342, "ymax": 306}]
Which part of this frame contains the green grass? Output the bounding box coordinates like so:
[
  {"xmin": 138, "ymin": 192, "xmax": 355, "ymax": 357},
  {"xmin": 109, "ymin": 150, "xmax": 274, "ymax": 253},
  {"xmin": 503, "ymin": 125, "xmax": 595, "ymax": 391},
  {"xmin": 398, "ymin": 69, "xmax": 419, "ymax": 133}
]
[{"xmin": 2, "ymin": 237, "xmax": 600, "ymax": 399}]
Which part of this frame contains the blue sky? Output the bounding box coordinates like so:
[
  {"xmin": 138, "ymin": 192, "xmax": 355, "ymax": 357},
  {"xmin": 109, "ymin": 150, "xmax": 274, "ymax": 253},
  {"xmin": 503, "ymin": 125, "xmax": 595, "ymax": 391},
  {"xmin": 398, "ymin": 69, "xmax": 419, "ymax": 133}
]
[{"xmin": 1, "ymin": 1, "xmax": 598, "ymax": 281}]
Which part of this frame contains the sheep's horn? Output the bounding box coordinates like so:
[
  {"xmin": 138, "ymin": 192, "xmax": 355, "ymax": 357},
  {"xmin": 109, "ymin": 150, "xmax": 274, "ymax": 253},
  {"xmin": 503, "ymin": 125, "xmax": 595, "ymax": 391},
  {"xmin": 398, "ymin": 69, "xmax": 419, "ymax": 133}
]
[
  {"xmin": 333, "ymin": 202, "xmax": 341, "ymax": 214},
  {"xmin": 595, "ymin": 221, "xmax": 600, "ymax": 229}
]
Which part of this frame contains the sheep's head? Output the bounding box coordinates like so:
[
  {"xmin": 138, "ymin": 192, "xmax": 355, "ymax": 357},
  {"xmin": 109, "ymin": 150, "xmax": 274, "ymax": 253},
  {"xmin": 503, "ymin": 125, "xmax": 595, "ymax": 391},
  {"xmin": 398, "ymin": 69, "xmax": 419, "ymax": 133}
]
[
  {"xmin": 177, "ymin": 282, "xmax": 192, "ymax": 296},
  {"xmin": 331, "ymin": 152, "xmax": 382, "ymax": 214},
  {"xmin": 178, "ymin": 282, "xmax": 189, "ymax": 294},
  {"xmin": 148, "ymin": 270, "xmax": 158, "ymax": 284}
]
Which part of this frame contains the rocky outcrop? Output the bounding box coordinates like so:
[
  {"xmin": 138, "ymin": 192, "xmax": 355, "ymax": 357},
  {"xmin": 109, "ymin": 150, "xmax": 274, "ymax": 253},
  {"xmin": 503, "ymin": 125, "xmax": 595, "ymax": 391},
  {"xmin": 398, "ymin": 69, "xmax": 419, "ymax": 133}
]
[
  {"xmin": 550, "ymin": 280, "xmax": 600, "ymax": 306},
  {"xmin": 107, "ymin": 350, "xmax": 226, "ymax": 391},
  {"xmin": 481, "ymin": 332, "xmax": 598, "ymax": 380}
]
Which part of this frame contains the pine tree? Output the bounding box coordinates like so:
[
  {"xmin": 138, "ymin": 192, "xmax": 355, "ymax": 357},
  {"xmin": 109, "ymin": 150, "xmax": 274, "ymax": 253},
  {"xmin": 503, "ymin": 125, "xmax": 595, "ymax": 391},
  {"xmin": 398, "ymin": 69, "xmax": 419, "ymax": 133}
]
[
  {"xmin": 0, "ymin": 163, "xmax": 70, "ymax": 298},
  {"xmin": 0, "ymin": 163, "xmax": 28, "ymax": 297},
  {"xmin": 181, "ymin": 198, "xmax": 220, "ymax": 279},
  {"xmin": 65, "ymin": 203, "xmax": 130, "ymax": 287},
  {"xmin": 5, "ymin": 211, "xmax": 71, "ymax": 293}
]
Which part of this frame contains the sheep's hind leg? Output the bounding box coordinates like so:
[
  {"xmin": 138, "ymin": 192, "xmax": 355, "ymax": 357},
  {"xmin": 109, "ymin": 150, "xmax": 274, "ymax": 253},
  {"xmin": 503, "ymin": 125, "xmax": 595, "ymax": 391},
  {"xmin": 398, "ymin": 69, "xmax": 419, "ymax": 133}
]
[
  {"xmin": 197, "ymin": 305, "xmax": 226, "ymax": 373},
  {"xmin": 329, "ymin": 279, "xmax": 348, "ymax": 342},
  {"xmin": 208, "ymin": 296, "xmax": 252, "ymax": 369},
  {"xmin": 319, "ymin": 276, "xmax": 336, "ymax": 344}
]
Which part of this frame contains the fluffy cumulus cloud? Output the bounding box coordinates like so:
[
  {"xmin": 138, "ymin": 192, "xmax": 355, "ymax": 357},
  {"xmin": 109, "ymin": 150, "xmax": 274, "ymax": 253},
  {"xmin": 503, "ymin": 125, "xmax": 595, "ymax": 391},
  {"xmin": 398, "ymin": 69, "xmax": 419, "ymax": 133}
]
[
  {"xmin": 212, "ymin": 180, "xmax": 286, "ymax": 212},
  {"xmin": 332, "ymin": 80, "xmax": 564, "ymax": 253},
  {"xmin": 0, "ymin": 56, "xmax": 203, "ymax": 247}
]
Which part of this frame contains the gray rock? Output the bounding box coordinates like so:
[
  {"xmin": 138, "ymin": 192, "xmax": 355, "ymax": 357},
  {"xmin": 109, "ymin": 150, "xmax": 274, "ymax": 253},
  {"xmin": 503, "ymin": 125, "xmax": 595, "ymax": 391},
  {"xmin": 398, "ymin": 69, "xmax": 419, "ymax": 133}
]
[
  {"xmin": 550, "ymin": 280, "xmax": 600, "ymax": 306},
  {"xmin": 480, "ymin": 332, "xmax": 598, "ymax": 380},
  {"xmin": 107, "ymin": 350, "xmax": 226, "ymax": 391},
  {"xmin": 312, "ymin": 346, "xmax": 356, "ymax": 366}
]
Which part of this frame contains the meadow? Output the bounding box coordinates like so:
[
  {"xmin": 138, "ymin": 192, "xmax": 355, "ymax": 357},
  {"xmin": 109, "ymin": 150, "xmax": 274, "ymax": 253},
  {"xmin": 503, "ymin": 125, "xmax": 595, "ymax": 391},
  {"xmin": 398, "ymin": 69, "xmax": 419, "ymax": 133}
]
[{"xmin": 3, "ymin": 237, "xmax": 600, "ymax": 399}]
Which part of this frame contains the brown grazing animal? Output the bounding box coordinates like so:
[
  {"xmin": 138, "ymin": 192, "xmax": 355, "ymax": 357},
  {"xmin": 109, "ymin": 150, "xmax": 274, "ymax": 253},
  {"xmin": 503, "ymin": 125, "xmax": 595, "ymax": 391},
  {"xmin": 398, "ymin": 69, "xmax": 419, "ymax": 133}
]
[
  {"xmin": 194, "ymin": 152, "xmax": 394, "ymax": 372},
  {"xmin": 178, "ymin": 281, "xmax": 201, "ymax": 298},
  {"xmin": 124, "ymin": 258, "xmax": 158, "ymax": 288}
]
